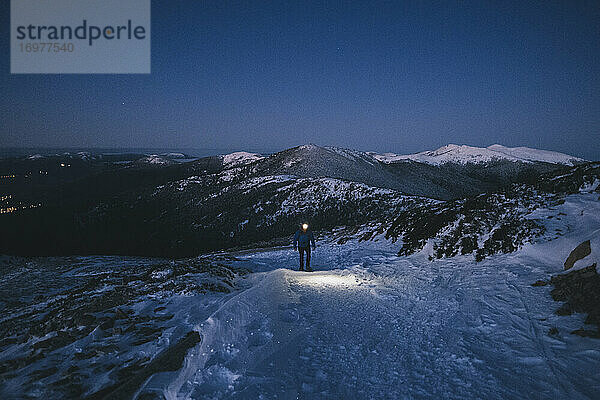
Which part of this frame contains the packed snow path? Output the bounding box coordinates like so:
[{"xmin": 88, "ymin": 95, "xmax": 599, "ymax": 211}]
[{"xmin": 156, "ymin": 238, "xmax": 600, "ymax": 400}]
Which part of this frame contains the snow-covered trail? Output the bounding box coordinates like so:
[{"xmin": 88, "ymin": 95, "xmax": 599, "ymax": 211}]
[{"xmin": 157, "ymin": 236, "xmax": 600, "ymax": 400}]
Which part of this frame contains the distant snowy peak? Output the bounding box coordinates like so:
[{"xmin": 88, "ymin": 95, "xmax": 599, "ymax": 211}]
[
  {"xmin": 485, "ymin": 144, "xmax": 584, "ymax": 165},
  {"xmin": 222, "ymin": 151, "xmax": 264, "ymax": 167},
  {"xmin": 160, "ymin": 152, "xmax": 186, "ymax": 159},
  {"xmin": 372, "ymin": 144, "xmax": 584, "ymax": 166},
  {"xmin": 136, "ymin": 155, "xmax": 175, "ymax": 165}
]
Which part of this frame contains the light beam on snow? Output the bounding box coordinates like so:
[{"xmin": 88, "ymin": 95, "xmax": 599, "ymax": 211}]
[{"xmin": 295, "ymin": 272, "xmax": 359, "ymax": 288}]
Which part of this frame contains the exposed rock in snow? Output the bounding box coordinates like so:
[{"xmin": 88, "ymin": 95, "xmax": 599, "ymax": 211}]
[
  {"xmin": 385, "ymin": 188, "xmax": 546, "ymax": 261},
  {"xmin": 386, "ymin": 163, "xmax": 600, "ymax": 261},
  {"xmin": 550, "ymin": 264, "xmax": 600, "ymax": 337},
  {"xmin": 91, "ymin": 331, "xmax": 202, "ymax": 399},
  {"xmin": 564, "ymin": 240, "xmax": 591, "ymax": 270},
  {"xmin": 371, "ymin": 144, "xmax": 584, "ymax": 166},
  {"xmin": 0, "ymin": 255, "xmax": 247, "ymax": 399}
]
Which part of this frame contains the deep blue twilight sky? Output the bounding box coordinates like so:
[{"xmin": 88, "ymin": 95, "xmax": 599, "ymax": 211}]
[{"xmin": 1, "ymin": 1, "xmax": 599, "ymax": 159}]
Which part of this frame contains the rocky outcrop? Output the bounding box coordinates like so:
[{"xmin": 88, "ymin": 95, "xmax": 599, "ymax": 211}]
[
  {"xmin": 550, "ymin": 263, "xmax": 600, "ymax": 337},
  {"xmin": 564, "ymin": 240, "xmax": 591, "ymax": 270},
  {"xmin": 385, "ymin": 188, "xmax": 547, "ymax": 261},
  {"xmin": 0, "ymin": 255, "xmax": 246, "ymax": 398},
  {"xmin": 531, "ymin": 280, "xmax": 548, "ymax": 287},
  {"xmin": 88, "ymin": 331, "xmax": 201, "ymax": 400}
]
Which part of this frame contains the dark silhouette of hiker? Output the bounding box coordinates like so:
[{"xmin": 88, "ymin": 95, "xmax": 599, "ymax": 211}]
[{"xmin": 293, "ymin": 223, "xmax": 316, "ymax": 271}]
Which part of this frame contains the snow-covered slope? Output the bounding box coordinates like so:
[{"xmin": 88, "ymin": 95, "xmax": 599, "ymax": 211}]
[
  {"xmin": 252, "ymin": 144, "xmax": 495, "ymax": 199},
  {"xmin": 372, "ymin": 144, "xmax": 584, "ymax": 166},
  {"xmin": 385, "ymin": 162, "xmax": 600, "ymax": 261},
  {"xmin": 147, "ymin": 170, "xmax": 425, "ymax": 254},
  {"xmin": 221, "ymin": 151, "xmax": 264, "ymax": 168}
]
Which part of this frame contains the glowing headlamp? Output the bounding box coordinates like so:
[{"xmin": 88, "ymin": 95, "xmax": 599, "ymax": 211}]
[{"xmin": 302, "ymin": 223, "xmax": 309, "ymax": 230}]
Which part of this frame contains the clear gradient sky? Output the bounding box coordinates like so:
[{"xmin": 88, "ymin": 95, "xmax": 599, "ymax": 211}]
[{"xmin": 1, "ymin": 1, "xmax": 599, "ymax": 159}]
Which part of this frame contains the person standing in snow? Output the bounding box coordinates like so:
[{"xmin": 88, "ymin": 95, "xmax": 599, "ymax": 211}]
[{"xmin": 294, "ymin": 223, "xmax": 316, "ymax": 271}]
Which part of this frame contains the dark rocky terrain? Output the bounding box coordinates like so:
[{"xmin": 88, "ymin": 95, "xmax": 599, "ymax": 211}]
[
  {"xmin": 550, "ymin": 264, "xmax": 600, "ymax": 338},
  {"xmin": 0, "ymin": 254, "xmax": 248, "ymax": 398}
]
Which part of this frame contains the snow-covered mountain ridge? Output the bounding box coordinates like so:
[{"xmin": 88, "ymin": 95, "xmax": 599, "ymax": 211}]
[
  {"xmin": 229, "ymin": 143, "xmax": 576, "ymax": 200},
  {"xmin": 371, "ymin": 143, "xmax": 584, "ymax": 166},
  {"xmin": 1, "ymin": 143, "xmax": 593, "ymax": 257}
]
